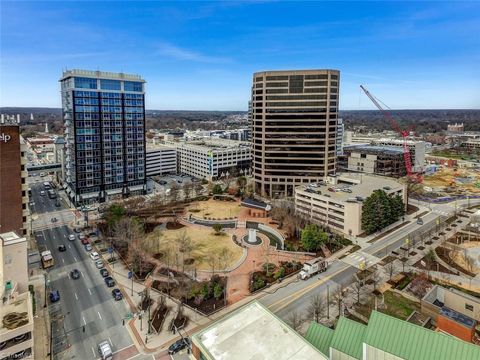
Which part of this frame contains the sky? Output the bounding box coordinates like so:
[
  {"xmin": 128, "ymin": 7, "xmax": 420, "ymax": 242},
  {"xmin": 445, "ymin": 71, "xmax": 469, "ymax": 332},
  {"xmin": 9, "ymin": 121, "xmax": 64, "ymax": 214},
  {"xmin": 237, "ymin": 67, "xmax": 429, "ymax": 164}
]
[{"xmin": 1, "ymin": 1, "xmax": 479, "ymax": 110}]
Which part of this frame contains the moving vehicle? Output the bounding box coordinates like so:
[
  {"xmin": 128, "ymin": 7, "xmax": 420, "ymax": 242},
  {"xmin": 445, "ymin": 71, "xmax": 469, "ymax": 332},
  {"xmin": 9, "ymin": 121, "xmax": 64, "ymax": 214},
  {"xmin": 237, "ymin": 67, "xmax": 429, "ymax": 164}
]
[
  {"xmin": 58, "ymin": 245, "xmax": 66, "ymax": 252},
  {"xmin": 111, "ymin": 288, "xmax": 123, "ymax": 301},
  {"xmin": 299, "ymin": 258, "xmax": 328, "ymax": 280},
  {"xmin": 40, "ymin": 191, "xmax": 46, "ymax": 196},
  {"xmin": 416, "ymin": 217, "xmax": 424, "ymax": 225},
  {"xmin": 104, "ymin": 277, "xmax": 115, "ymax": 287},
  {"xmin": 40, "ymin": 172, "xmax": 45, "ymax": 177},
  {"xmin": 97, "ymin": 340, "xmax": 113, "ymax": 360},
  {"xmin": 68, "ymin": 234, "xmax": 75, "ymax": 241},
  {"xmin": 41, "ymin": 250, "xmax": 54, "ymax": 269},
  {"xmin": 43, "ymin": 182, "xmax": 51, "ymax": 190},
  {"xmin": 55, "ymin": 200, "xmax": 61, "ymax": 207},
  {"xmin": 49, "ymin": 290, "xmax": 60, "ymax": 303},
  {"xmin": 168, "ymin": 338, "xmax": 190, "ymax": 355},
  {"xmin": 70, "ymin": 269, "xmax": 80, "ymax": 279},
  {"xmin": 90, "ymin": 252, "xmax": 99, "ymax": 261}
]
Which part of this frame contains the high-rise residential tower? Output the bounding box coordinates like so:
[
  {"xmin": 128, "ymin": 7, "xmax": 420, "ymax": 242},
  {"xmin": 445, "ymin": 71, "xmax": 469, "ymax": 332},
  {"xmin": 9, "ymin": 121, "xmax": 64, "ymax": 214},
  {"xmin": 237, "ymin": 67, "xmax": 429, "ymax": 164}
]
[
  {"xmin": 60, "ymin": 70, "xmax": 146, "ymax": 205},
  {"xmin": 250, "ymin": 69, "xmax": 340, "ymax": 198}
]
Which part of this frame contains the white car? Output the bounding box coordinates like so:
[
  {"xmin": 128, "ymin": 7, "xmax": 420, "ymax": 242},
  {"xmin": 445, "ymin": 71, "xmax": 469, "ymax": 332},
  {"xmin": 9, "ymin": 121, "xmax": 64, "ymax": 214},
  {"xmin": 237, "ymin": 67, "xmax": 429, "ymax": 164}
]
[
  {"xmin": 40, "ymin": 191, "xmax": 45, "ymax": 196},
  {"xmin": 90, "ymin": 252, "xmax": 99, "ymax": 261},
  {"xmin": 68, "ymin": 234, "xmax": 75, "ymax": 241},
  {"xmin": 78, "ymin": 233, "xmax": 86, "ymax": 240},
  {"xmin": 95, "ymin": 260, "xmax": 104, "ymax": 269}
]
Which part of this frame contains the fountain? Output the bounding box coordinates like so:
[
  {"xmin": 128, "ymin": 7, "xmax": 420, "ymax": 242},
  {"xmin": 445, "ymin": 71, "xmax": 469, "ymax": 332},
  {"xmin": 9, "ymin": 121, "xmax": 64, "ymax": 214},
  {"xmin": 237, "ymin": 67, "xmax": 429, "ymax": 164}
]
[{"xmin": 247, "ymin": 228, "xmax": 257, "ymax": 243}]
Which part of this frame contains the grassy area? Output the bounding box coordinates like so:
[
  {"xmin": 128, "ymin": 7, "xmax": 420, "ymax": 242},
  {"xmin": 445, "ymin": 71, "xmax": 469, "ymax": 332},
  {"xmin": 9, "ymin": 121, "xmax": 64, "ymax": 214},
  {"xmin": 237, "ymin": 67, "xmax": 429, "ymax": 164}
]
[
  {"xmin": 187, "ymin": 199, "xmax": 242, "ymax": 219},
  {"xmin": 145, "ymin": 226, "xmax": 243, "ymax": 271},
  {"xmin": 355, "ymin": 290, "xmax": 420, "ymax": 320},
  {"xmin": 431, "ymin": 150, "xmax": 478, "ymax": 160}
]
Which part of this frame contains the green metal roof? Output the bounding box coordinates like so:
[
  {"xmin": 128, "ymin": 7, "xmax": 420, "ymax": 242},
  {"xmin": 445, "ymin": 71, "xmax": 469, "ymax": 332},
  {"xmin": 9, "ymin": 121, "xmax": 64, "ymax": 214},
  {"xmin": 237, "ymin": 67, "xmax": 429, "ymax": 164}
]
[
  {"xmin": 330, "ymin": 317, "xmax": 367, "ymax": 359},
  {"xmin": 364, "ymin": 311, "xmax": 480, "ymax": 360},
  {"xmin": 305, "ymin": 322, "xmax": 334, "ymax": 357}
]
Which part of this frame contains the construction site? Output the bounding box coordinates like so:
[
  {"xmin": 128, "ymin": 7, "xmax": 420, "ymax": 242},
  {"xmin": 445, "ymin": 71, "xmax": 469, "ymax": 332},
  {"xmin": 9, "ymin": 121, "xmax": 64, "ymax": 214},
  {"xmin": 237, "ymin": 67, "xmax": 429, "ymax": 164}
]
[{"xmin": 421, "ymin": 167, "xmax": 480, "ymax": 196}]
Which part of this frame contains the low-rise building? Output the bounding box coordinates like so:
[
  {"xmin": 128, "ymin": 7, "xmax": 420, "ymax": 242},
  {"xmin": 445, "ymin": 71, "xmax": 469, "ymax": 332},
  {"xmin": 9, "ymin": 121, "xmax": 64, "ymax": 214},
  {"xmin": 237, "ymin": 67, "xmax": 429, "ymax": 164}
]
[
  {"xmin": 295, "ymin": 174, "xmax": 405, "ymax": 236},
  {"xmin": 447, "ymin": 123, "xmax": 464, "ymax": 133},
  {"xmin": 422, "ymin": 285, "xmax": 480, "ymax": 342},
  {"xmin": 339, "ymin": 145, "xmax": 406, "ymax": 177},
  {"xmin": 462, "ymin": 139, "xmax": 480, "ymax": 149},
  {"xmin": 167, "ymin": 139, "xmax": 251, "ymax": 181},
  {"xmin": 191, "ymin": 301, "xmax": 327, "ymax": 360},
  {"xmin": 145, "ymin": 145, "xmax": 177, "ymax": 177},
  {"xmin": 371, "ymin": 138, "xmax": 426, "ymax": 172},
  {"xmin": 0, "ymin": 231, "xmax": 34, "ymax": 359}
]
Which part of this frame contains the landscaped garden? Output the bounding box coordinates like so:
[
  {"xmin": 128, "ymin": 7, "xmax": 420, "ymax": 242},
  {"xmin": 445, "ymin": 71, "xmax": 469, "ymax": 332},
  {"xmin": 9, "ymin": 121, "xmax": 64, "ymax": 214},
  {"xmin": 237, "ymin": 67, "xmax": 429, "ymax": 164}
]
[
  {"xmin": 250, "ymin": 260, "xmax": 302, "ymax": 292},
  {"xmin": 144, "ymin": 226, "xmax": 244, "ymax": 271},
  {"xmin": 187, "ymin": 198, "xmax": 242, "ymax": 219},
  {"xmin": 354, "ymin": 290, "xmax": 420, "ymax": 320}
]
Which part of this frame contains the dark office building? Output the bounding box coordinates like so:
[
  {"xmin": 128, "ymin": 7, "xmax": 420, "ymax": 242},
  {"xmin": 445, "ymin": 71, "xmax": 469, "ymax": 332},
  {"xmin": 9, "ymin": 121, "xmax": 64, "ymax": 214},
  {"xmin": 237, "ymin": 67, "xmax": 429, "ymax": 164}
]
[{"xmin": 60, "ymin": 70, "xmax": 146, "ymax": 205}]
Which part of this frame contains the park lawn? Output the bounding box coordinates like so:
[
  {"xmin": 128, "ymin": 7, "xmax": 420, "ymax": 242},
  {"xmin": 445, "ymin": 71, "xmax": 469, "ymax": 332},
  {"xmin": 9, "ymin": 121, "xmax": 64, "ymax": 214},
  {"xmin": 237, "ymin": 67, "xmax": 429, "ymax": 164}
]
[
  {"xmin": 145, "ymin": 226, "xmax": 243, "ymax": 271},
  {"xmin": 187, "ymin": 198, "xmax": 242, "ymax": 219},
  {"xmin": 355, "ymin": 290, "xmax": 420, "ymax": 320}
]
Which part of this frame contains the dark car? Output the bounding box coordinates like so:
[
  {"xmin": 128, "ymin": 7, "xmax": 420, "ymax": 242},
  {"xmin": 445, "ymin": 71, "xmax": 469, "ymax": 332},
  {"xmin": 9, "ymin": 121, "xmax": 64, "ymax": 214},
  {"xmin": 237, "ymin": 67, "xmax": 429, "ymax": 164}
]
[
  {"xmin": 417, "ymin": 217, "xmax": 424, "ymax": 225},
  {"xmin": 74, "ymin": 228, "xmax": 81, "ymax": 233},
  {"xmin": 81, "ymin": 238, "xmax": 89, "ymax": 245},
  {"xmin": 99, "ymin": 268, "xmax": 109, "ymax": 277},
  {"xmin": 55, "ymin": 200, "xmax": 61, "ymax": 207},
  {"xmin": 70, "ymin": 269, "xmax": 80, "ymax": 279},
  {"xmin": 49, "ymin": 290, "xmax": 60, "ymax": 303},
  {"xmin": 168, "ymin": 338, "xmax": 190, "ymax": 355},
  {"xmin": 51, "ymin": 217, "xmax": 58, "ymax": 223},
  {"xmin": 58, "ymin": 244, "xmax": 66, "ymax": 252},
  {"xmin": 111, "ymin": 288, "xmax": 123, "ymax": 301},
  {"xmin": 104, "ymin": 276, "xmax": 115, "ymax": 287}
]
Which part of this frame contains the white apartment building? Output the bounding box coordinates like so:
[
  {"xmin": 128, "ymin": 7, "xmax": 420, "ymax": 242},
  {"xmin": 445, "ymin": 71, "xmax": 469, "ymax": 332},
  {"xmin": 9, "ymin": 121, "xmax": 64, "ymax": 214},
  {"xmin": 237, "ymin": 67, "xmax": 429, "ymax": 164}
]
[
  {"xmin": 145, "ymin": 145, "xmax": 177, "ymax": 177},
  {"xmin": 0, "ymin": 232, "xmax": 34, "ymax": 360},
  {"xmin": 167, "ymin": 139, "xmax": 251, "ymax": 181},
  {"xmin": 295, "ymin": 174, "xmax": 406, "ymax": 236}
]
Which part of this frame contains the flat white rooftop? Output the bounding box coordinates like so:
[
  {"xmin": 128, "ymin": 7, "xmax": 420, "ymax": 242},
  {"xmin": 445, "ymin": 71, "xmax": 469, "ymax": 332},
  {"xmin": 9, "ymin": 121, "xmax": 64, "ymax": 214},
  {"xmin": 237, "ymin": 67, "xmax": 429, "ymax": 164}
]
[
  {"xmin": 0, "ymin": 232, "xmax": 26, "ymax": 246},
  {"xmin": 193, "ymin": 301, "xmax": 327, "ymax": 360}
]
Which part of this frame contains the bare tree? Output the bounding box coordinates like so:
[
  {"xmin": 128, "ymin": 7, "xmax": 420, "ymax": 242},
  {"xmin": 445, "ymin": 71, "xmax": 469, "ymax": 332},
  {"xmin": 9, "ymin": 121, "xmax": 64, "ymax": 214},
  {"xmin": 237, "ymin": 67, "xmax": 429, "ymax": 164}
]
[
  {"xmin": 446, "ymin": 249, "xmax": 457, "ymax": 265},
  {"xmin": 287, "ymin": 310, "xmax": 304, "ymax": 332},
  {"xmin": 183, "ymin": 182, "xmax": 194, "ymax": 202},
  {"xmin": 218, "ymin": 247, "xmax": 233, "ymax": 271},
  {"xmin": 332, "ymin": 285, "xmax": 345, "ymax": 318},
  {"xmin": 462, "ymin": 253, "xmax": 477, "ymax": 276},
  {"xmin": 384, "ymin": 262, "xmax": 397, "ymax": 281},
  {"xmin": 175, "ymin": 230, "xmax": 193, "ymax": 273},
  {"xmin": 307, "ymin": 295, "xmax": 326, "ymax": 323},
  {"xmin": 352, "ymin": 278, "xmax": 363, "ymax": 304},
  {"xmin": 207, "ymin": 253, "xmax": 218, "ymax": 276},
  {"xmin": 371, "ymin": 268, "xmax": 381, "ymax": 293},
  {"xmin": 169, "ymin": 182, "xmax": 180, "ymax": 204},
  {"xmin": 194, "ymin": 183, "xmax": 204, "ymax": 197}
]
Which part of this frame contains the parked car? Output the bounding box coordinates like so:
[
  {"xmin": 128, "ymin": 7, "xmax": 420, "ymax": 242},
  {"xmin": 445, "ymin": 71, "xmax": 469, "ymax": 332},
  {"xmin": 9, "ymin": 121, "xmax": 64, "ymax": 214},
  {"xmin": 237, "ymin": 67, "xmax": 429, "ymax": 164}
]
[
  {"xmin": 40, "ymin": 191, "xmax": 46, "ymax": 196},
  {"xmin": 90, "ymin": 252, "xmax": 99, "ymax": 261},
  {"xmin": 74, "ymin": 228, "xmax": 81, "ymax": 233},
  {"xmin": 55, "ymin": 200, "xmax": 61, "ymax": 207},
  {"xmin": 14, "ymin": 334, "xmax": 28, "ymax": 342},
  {"xmin": 327, "ymin": 187, "xmax": 336, "ymax": 192},
  {"xmin": 49, "ymin": 290, "xmax": 60, "ymax": 303},
  {"xmin": 58, "ymin": 245, "xmax": 66, "ymax": 252},
  {"xmin": 71, "ymin": 269, "xmax": 80, "ymax": 279},
  {"xmin": 51, "ymin": 217, "xmax": 58, "ymax": 223},
  {"xmin": 0, "ymin": 341, "xmax": 6, "ymax": 350},
  {"xmin": 417, "ymin": 217, "xmax": 424, "ymax": 225},
  {"xmin": 68, "ymin": 234, "xmax": 75, "ymax": 241},
  {"xmin": 78, "ymin": 233, "xmax": 86, "ymax": 240},
  {"xmin": 104, "ymin": 276, "xmax": 115, "ymax": 287},
  {"xmin": 111, "ymin": 288, "xmax": 123, "ymax": 301},
  {"xmin": 85, "ymin": 244, "xmax": 93, "ymax": 251},
  {"xmin": 95, "ymin": 260, "xmax": 104, "ymax": 269},
  {"xmin": 99, "ymin": 268, "xmax": 109, "ymax": 277},
  {"xmin": 168, "ymin": 338, "xmax": 190, "ymax": 354},
  {"xmin": 81, "ymin": 238, "xmax": 89, "ymax": 245},
  {"xmin": 40, "ymin": 172, "xmax": 45, "ymax": 177}
]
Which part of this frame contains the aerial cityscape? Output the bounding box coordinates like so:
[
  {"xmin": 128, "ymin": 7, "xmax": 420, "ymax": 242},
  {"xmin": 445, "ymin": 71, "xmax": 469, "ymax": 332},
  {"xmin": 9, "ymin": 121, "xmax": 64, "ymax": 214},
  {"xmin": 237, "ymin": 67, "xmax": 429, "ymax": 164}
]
[{"xmin": 1, "ymin": 1, "xmax": 480, "ymax": 360}]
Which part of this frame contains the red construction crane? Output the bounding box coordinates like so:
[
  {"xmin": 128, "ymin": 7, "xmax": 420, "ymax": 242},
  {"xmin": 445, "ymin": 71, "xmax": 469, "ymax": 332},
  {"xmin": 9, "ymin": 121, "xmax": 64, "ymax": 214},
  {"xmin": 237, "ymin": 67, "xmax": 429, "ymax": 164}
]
[{"xmin": 360, "ymin": 85, "xmax": 422, "ymax": 183}]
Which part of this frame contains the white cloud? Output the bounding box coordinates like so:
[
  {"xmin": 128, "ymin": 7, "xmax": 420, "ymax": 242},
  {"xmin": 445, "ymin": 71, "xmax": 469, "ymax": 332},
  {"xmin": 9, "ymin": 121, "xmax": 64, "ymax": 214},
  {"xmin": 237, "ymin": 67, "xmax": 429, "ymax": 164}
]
[{"xmin": 155, "ymin": 42, "xmax": 232, "ymax": 63}]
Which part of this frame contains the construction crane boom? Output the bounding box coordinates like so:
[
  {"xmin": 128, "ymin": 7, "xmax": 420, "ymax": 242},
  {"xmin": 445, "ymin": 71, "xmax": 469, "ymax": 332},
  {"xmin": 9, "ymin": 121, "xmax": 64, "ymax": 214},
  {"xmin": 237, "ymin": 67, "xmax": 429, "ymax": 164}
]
[{"xmin": 359, "ymin": 85, "xmax": 418, "ymax": 180}]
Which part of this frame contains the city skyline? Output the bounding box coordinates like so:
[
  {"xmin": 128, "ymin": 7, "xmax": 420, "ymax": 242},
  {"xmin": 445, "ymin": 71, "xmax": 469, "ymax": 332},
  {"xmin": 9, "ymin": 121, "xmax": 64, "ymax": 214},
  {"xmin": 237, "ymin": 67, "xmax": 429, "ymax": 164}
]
[{"xmin": 1, "ymin": 1, "xmax": 480, "ymax": 110}]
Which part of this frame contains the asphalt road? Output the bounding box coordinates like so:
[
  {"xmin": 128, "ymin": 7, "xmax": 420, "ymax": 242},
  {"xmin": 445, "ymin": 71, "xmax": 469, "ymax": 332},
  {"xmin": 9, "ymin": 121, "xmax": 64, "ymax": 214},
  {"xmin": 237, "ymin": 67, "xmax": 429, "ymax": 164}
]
[
  {"xmin": 30, "ymin": 180, "xmax": 134, "ymax": 360},
  {"xmin": 260, "ymin": 210, "xmax": 443, "ymax": 320}
]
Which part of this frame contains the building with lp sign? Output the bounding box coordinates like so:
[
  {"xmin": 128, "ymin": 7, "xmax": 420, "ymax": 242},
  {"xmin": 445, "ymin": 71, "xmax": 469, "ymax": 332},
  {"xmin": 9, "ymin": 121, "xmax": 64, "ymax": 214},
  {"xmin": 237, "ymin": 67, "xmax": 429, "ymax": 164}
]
[{"xmin": 0, "ymin": 114, "xmax": 29, "ymax": 236}]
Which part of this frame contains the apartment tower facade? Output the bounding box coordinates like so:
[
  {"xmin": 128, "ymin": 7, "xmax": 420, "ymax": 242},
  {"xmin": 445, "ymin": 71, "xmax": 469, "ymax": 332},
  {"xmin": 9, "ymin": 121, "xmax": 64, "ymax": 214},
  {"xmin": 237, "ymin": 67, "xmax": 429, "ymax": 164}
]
[
  {"xmin": 251, "ymin": 69, "xmax": 340, "ymax": 197},
  {"xmin": 60, "ymin": 70, "xmax": 146, "ymax": 205}
]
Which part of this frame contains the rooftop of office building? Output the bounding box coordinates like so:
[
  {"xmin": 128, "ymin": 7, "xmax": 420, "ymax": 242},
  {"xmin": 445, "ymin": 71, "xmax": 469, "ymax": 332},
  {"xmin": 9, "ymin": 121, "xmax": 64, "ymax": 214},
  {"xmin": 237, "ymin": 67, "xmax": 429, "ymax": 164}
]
[
  {"xmin": 168, "ymin": 139, "xmax": 251, "ymax": 151},
  {"xmin": 0, "ymin": 291, "xmax": 34, "ymax": 336},
  {"xmin": 296, "ymin": 173, "xmax": 404, "ymax": 202},
  {"xmin": 0, "ymin": 232, "xmax": 26, "ymax": 247},
  {"xmin": 343, "ymin": 144, "xmax": 405, "ymax": 156}
]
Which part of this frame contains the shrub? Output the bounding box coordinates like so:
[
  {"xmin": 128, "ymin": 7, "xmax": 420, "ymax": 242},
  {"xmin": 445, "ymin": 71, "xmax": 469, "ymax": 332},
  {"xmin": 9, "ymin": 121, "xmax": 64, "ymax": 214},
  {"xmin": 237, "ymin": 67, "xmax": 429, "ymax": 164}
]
[
  {"xmin": 212, "ymin": 184, "xmax": 223, "ymax": 195},
  {"xmin": 252, "ymin": 278, "xmax": 265, "ymax": 292},
  {"xmin": 262, "ymin": 262, "xmax": 276, "ymax": 273},
  {"xmin": 274, "ymin": 266, "xmax": 285, "ymax": 280},
  {"xmin": 213, "ymin": 283, "xmax": 223, "ymax": 300},
  {"xmin": 213, "ymin": 223, "xmax": 223, "ymax": 235}
]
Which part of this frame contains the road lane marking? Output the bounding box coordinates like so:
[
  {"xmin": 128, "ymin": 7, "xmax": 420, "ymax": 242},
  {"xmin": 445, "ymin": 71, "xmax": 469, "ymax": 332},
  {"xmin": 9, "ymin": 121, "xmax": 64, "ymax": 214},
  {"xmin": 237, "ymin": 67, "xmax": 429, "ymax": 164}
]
[
  {"xmin": 97, "ymin": 311, "xmax": 102, "ymax": 320},
  {"xmin": 74, "ymin": 293, "xmax": 78, "ymax": 300},
  {"xmin": 62, "ymin": 258, "xmax": 65, "ymax": 264},
  {"xmin": 73, "ymin": 256, "xmax": 77, "ymax": 262},
  {"xmin": 68, "ymin": 244, "xmax": 71, "ymax": 249},
  {"xmin": 108, "ymin": 337, "xmax": 112, "ymax": 346},
  {"xmin": 88, "ymin": 288, "xmax": 92, "ymax": 295},
  {"xmin": 82, "ymin": 316, "xmax": 86, "ymax": 325},
  {"xmin": 91, "ymin": 347, "xmax": 95, "ymax": 357}
]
